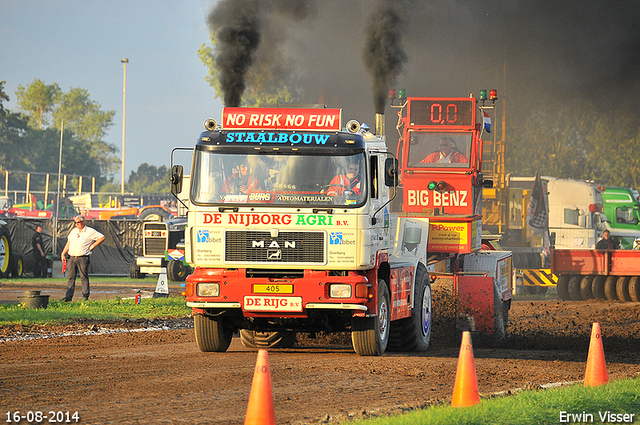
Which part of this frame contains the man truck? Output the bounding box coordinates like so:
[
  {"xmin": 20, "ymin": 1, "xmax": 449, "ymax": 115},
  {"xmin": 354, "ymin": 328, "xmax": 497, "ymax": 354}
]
[{"xmin": 171, "ymin": 98, "xmax": 512, "ymax": 356}]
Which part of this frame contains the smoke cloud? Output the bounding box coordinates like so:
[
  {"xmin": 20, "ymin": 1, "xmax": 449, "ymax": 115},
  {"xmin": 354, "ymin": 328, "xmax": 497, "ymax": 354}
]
[
  {"xmin": 207, "ymin": 0, "xmax": 640, "ymax": 124},
  {"xmin": 363, "ymin": 2, "xmax": 407, "ymax": 113}
]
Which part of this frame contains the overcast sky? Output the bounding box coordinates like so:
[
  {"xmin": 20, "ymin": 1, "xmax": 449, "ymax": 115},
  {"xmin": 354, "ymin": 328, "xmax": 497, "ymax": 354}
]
[{"xmin": 2, "ymin": 0, "xmax": 222, "ymax": 181}]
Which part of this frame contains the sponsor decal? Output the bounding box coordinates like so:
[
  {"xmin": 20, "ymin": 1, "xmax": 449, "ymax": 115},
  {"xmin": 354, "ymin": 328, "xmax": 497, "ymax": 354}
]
[
  {"xmin": 330, "ymin": 232, "xmax": 343, "ymax": 245},
  {"xmin": 226, "ymin": 132, "xmax": 331, "ymax": 145},
  {"xmin": 201, "ymin": 212, "xmax": 338, "ymax": 227},
  {"xmin": 244, "ymin": 295, "xmax": 303, "ymax": 312},
  {"xmin": 407, "ymin": 190, "xmax": 468, "ymax": 207},
  {"xmin": 223, "ymin": 107, "xmax": 341, "ymax": 131}
]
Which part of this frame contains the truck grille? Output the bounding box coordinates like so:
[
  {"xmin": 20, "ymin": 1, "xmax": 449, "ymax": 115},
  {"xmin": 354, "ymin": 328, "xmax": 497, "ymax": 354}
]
[
  {"xmin": 225, "ymin": 231, "xmax": 325, "ymax": 263},
  {"xmin": 143, "ymin": 222, "xmax": 168, "ymax": 257}
]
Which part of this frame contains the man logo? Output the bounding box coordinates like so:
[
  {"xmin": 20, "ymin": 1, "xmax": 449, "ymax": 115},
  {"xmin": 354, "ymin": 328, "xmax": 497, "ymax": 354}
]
[
  {"xmin": 197, "ymin": 230, "xmax": 209, "ymax": 243},
  {"xmin": 268, "ymin": 249, "xmax": 281, "ymax": 260}
]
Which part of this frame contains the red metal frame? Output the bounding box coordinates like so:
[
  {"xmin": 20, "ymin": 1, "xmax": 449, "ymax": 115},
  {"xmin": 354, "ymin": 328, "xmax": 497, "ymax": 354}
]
[{"xmin": 552, "ymin": 248, "xmax": 640, "ymax": 276}]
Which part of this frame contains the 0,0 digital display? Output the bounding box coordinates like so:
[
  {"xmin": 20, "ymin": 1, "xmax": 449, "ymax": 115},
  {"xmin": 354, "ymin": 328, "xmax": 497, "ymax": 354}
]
[{"xmin": 409, "ymin": 99, "xmax": 475, "ymax": 127}]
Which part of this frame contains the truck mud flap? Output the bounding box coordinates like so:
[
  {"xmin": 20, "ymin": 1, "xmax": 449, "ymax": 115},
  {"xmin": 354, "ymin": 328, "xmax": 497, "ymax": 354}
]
[{"xmin": 431, "ymin": 275, "xmax": 495, "ymax": 344}]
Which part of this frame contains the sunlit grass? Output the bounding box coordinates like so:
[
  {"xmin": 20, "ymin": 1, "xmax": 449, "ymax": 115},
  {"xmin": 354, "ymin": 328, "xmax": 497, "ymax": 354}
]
[
  {"xmin": 345, "ymin": 377, "xmax": 640, "ymax": 425},
  {"xmin": 0, "ymin": 296, "xmax": 191, "ymax": 325}
]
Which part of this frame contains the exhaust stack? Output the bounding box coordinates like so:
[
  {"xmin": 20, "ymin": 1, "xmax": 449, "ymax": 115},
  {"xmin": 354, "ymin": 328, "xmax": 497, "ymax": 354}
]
[{"xmin": 375, "ymin": 113, "xmax": 385, "ymax": 137}]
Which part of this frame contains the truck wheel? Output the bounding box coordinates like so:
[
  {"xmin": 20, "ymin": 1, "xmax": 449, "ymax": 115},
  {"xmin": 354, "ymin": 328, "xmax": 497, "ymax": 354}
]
[
  {"xmin": 194, "ymin": 314, "xmax": 233, "ymax": 352},
  {"xmin": 592, "ymin": 276, "xmax": 607, "ymax": 300},
  {"xmin": 239, "ymin": 330, "xmax": 297, "ymax": 349},
  {"xmin": 579, "ymin": 275, "xmax": 594, "ymax": 299},
  {"xmin": 0, "ymin": 226, "xmax": 11, "ymax": 278},
  {"xmin": 628, "ymin": 277, "xmax": 640, "ymax": 302},
  {"xmin": 10, "ymin": 252, "xmax": 23, "ymax": 278},
  {"xmin": 492, "ymin": 290, "xmax": 510, "ymax": 347},
  {"xmin": 616, "ymin": 276, "xmax": 632, "ymax": 302},
  {"xmin": 604, "ymin": 276, "xmax": 618, "ymax": 301},
  {"xmin": 557, "ymin": 275, "xmax": 571, "ymax": 300},
  {"xmin": 388, "ymin": 264, "xmax": 431, "ymax": 352},
  {"xmin": 167, "ymin": 260, "xmax": 191, "ymax": 282},
  {"xmin": 568, "ymin": 275, "xmax": 583, "ymax": 300},
  {"xmin": 351, "ymin": 279, "xmax": 390, "ymax": 356},
  {"xmin": 129, "ymin": 261, "xmax": 146, "ymax": 279},
  {"xmin": 139, "ymin": 207, "xmax": 172, "ymax": 222}
]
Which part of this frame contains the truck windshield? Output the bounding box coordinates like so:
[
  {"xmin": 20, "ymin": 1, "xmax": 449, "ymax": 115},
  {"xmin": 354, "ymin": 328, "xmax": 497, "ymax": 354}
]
[
  {"xmin": 407, "ymin": 131, "xmax": 472, "ymax": 168},
  {"xmin": 190, "ymin": 150, "xmax": 367, "ymax": 207}
]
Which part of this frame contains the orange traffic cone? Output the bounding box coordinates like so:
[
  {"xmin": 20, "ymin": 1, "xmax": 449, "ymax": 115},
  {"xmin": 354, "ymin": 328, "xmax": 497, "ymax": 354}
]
[
  {"xmin": 584, "ymin": 323, "xmax": 609, "ymax": 387},
  {"xmin": 244, "ymin": 349, "xmax": 276, "ymax": 425},
  {"xmin": 451, "ymin": 331, "xmax": 480, "ymax": 407}
]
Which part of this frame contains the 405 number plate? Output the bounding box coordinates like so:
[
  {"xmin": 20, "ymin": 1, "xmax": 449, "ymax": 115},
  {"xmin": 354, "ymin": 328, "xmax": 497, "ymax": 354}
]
[{"xmin": 252, "ymin": 284, "xmax": 293, "ymax": 294}]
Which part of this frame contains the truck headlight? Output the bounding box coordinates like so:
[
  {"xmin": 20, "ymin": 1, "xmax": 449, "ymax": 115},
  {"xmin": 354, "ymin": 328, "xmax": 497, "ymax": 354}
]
[
  {"xmin": 329, "ymin": 284, "xmax": 352, "ymax": 298},
  {"xmin": 197, "ymin": 283, "xmax": 220, "ymax": 297}
]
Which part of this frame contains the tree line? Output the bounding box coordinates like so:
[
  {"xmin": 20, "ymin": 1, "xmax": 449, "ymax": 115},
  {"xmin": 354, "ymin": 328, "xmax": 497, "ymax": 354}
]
[{"xmin": 0, "ymin": 79, "xmax": 169, "ymax": 198}]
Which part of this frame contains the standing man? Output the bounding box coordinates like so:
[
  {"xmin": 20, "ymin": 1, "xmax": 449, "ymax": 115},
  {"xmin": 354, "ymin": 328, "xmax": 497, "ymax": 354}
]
[
  {"xmin": 32, "ymin": 225, "xmax": 47, "ymax": 278},
  {"xmin": 61, "ymin": 216, "xmax": 105, "ymax": 301},
  {"xmin": 595, "ymin": 229, "xmax": 617, "ymax": 250}
]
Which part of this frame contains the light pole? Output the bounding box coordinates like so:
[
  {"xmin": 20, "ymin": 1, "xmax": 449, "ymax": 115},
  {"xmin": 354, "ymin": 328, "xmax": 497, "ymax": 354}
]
[{"xmin": 121, "ymin": 58, "xmax": 129, "ymax": 195}]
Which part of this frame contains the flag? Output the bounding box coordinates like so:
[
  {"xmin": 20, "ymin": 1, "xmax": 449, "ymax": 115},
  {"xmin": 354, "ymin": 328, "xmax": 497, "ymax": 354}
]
[
  {"xmin": 483, "ymin": 111, "xmax": 491, "ymax": 133},
  {"xmin": 526, "ymin": 171, "xmax": 548, "ymax": 235}
]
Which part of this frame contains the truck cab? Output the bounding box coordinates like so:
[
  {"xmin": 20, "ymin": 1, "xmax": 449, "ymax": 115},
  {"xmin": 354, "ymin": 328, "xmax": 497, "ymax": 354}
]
[{"xmin": 602, "ymin": 187, "xmax": 640, "ymax": 249}]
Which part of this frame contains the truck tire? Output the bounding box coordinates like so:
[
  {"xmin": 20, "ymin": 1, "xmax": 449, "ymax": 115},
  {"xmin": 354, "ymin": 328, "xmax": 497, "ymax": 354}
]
[
  {"xmin": 604, "ymin": 276, "xmax": 618, "ymax": 301},
  {"xmin": 167, "ymin": 260, "xmax": 191, "ymax": 282},
  {"xmin": 194, "ymin": 314, "xmax": 233, "ymax": 352},
  {"xmin": 351, "ymin": 279, "xmax": 390, "ymax": 356},
  {"xmin": 628, "ymin": 277, "xmax": 640, "ymax": 302},
  {"xmin": 10, "ymin": 252, "xmax": 23, "ymax": 278},
  {"xmin": 0, "ymin": 226, "xmax": 12, "ymax": 278},
  {"xmin": 592, "ymin": 276, "xmax": 607, "ymax": 300},
  {"xmin": 139, "ymin": 207, "xmax": 172, "ymax": 222},
  {"xmin": 492, "ymin": 292, "xmax": 509, "ymax": 347},
  {"xmin": 239, "ymin": 330, "xmax": 297, "ymax": 349},
  {"xmin": 388, "ymin": 264, "xmax": 432, "ymax": 352},
  {"xmin": 129, "ymin": 261, "xmax": 146, "ymax": 279},
  {"xmin": 557, "ymin": 275, "xmax": 571, "ymax": 300},
  {"xmin": 579, "ymin": 275, "xmax": 594, "ymax": 300},
  {"xmin": 616, "ymin": 276, "xmax": 632, "ymax": 302},
  {"xmin": 567, "ymin": 275, "xmax": 583, "ymax": 300}
]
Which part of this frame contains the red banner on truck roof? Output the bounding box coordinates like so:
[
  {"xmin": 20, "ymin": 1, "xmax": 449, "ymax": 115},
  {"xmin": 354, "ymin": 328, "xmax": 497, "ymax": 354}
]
[{"xmin": 222, "ymin": 107, "xmax": 342, "ymax": 131}]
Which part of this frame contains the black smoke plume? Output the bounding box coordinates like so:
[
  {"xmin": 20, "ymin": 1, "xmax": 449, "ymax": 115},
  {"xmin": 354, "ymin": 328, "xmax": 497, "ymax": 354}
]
[
  {"xmin": 363, "ymin": 3, "xmax": 407, "ymax": 114},
  {"xmin": 208, "ymin": 0, "xmax": 261, "ymax": 107}
]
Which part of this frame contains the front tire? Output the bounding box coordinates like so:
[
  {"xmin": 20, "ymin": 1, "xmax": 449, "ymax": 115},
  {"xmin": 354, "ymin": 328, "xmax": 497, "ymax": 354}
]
[
  {"xmin": 388, "ymin": 264, "xmax": 432, "ymax": 352},
  {"xmin": 194, "ymin": 314, "xmax": 233, "ymax": 352},
  {"xmin": 351, "ymin": 279, "xmax": 390, "ymax": 356},
  {"xmin": 10, "ymin": 252, "xmax": 23, "ymax": 278}
]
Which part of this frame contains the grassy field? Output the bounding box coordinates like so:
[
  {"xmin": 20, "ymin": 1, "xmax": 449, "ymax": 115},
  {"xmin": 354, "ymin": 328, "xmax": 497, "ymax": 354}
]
[
  {"xmin": 346, "ymin": 377, "xmax": 639, "ymax": 425},
  {"xmin": 0, "ymin": 296, "xmax": 191, "ymax": 325}
]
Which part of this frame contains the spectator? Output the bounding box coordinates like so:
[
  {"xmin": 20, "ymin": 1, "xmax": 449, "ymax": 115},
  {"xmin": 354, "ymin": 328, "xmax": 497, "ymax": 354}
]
[
  {"xmin": 61, "ymin": 216, "xmax": 105, "ymax": 301},
  {"xmin": 595, "ymin": 229, "xmax": 617, "ymax": 250},
  {"xmin": 31, "ymin": 225, "xmax": 47, "ymax": 278}
]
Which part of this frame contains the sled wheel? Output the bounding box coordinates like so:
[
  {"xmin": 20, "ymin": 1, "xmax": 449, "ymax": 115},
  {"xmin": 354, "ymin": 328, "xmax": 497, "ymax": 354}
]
[
  {"xmin": 591, "ymin": 276, "xmax": 607, "ymax": 300},
  {"xmin": 579, "ymin": 275, "xmax": 594, "ymax": 299},
  {"xmin": 616, "ymin": 276, "xmax": 632, "ymax": 302},
  {"xmin": 603, "ymin": 276, "xmax": 618, "ymax": 301},
  {"xmin": 557, "ymin": 274, "xmax": 571, "ymax": 300},
  {"xmin": 567, "ymin": 275, "xmax": 583, "ymax": 300},
  {"xmin": 627, "ymin": 277, "xmax": 640, "ymax": 302}
]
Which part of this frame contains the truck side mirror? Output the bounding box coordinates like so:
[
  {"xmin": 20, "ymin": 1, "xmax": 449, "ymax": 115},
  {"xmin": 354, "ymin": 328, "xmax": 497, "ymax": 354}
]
[
  {"xmin": 384, "ymin": 158, "xmax": 398, "ymax": 187},
  {"xmin": 171, "ymin": 165, "xmax": 183, "ymax": 195}
]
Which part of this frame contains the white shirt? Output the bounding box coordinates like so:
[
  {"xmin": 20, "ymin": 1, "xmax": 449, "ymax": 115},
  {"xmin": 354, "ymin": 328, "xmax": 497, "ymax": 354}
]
[{"xmin": 67, "ymin": 226, "xmax": 104, "ymax": 256}]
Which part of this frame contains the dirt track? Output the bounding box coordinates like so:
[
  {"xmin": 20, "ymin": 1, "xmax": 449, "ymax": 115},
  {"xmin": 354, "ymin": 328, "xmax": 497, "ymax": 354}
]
[{"xmin": 1, "ymin": 298, "xmax": 639, "ymax": 424}]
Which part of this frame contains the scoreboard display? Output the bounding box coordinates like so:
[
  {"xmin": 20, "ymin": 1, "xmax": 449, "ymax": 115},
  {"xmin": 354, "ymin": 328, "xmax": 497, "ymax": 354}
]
[{"xmin": 408, "ymin": 99, "xmax": 475, "ymax": 127}]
